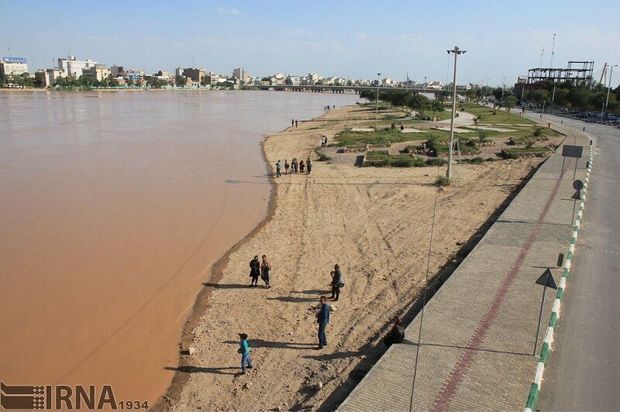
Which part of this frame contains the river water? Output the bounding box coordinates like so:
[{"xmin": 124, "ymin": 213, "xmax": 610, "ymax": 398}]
[{"xmin": 0, "ymin": 90, "xmax": 357, "ymax": 406}]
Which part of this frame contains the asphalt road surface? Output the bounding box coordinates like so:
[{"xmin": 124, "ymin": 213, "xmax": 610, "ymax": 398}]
[{"xmin": 537, "ymin": 116, "xmax": 620, "ymax": 411}]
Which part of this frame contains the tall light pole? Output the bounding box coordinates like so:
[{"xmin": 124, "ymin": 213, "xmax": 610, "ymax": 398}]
[
  {"xmin": 447, "ymin": 46, "xmax": 466, "ymax": 180},
  {"xmin": 603, "ymin": 65, "xmax": 617, "ymax": 119},
  {"xmin": 375, "ymin": 72, "xmax": 381, "ymax": 129}
]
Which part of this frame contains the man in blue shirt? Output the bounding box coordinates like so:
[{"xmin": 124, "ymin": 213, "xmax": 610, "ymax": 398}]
[{"xmin": 316, "ymin": 296, "xmax": 331, "ymax": 349}]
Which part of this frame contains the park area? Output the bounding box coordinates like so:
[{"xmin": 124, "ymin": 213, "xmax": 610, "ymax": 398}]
[{"xmin": 315, "ymin": 99, "xmax": 565, "ymax": 171}]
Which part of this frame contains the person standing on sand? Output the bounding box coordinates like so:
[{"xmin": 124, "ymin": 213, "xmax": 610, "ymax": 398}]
[
  {"xmin": 284, "ymin": 159, "xmax": 290, "ymax": 174},
  {"xmin": 331, "ymin": 264, "xmax": 343, "ymax": 301},
  {"xmin": 238, "ymin": 333, "xmax": 253, "ymax": 374},
  {"xmin": 275, "ymin": 160, "xmax": 281, "ymax": 178},
  {"xmin": 299, "ymin": 160, "xmax": 305, "ymax": 173},
  {"xmin": 249, "ymin": 256, "xmax": 261, "ymax": 286},
  {"xmin": 295, "ymin": 119, "xmax": 298, "ymax": 128},
  {"xmin": 306, "ymin": 158, "xmax": 312, "ymax": 174},
  {"xmin": 316, "ymin": 296, "xmax": 330, "ymax": 349},
  {"xmin": 291, "ymin": 119, "xmax": 294, "ymax": 128},
  {"xmin": 292, "ymin": 158, "xmax": 298, "ymax": 173},
  {"xmin": 261, "ymin": 255, "xmax": 271, "ymax": 288}
]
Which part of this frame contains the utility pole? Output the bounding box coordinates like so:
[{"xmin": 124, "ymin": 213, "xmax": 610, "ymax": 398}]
[
  {"xmin": 375, "ymin": 72, "xmax": 381, "ymax": 129},
  {"xmin": 550, "ymin": 34, "xmax": 557, "ymax": 113},
  {"xmin": 447, "ymin": 46, "xmax": 466, "ymax": 181},
  {"xmin": 550, "ymin": 33, "xmax": 556, "ymax": 67},
  {"xmin": 603, "ymin": 65, "xmax": 617, "ymax": 119}
]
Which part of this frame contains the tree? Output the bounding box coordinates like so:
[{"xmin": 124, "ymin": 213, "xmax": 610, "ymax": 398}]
[
  {"xmin": 430, "ymin": 100, "xmax": 444, "ymax": 119},
  {"xmin": 359, "ymin": 89, "xmax": 376, "ymax": 102},
  {"xmin": 175, "ymin": 75, "xmax": 187, "ymax": 87},
  {"xmin": 501, "ymin": 95, "xmax": 517, "ymax": 112},
  {"xmin": 526, "ymin": 89, "xmax": 549, "ymax": 106}
]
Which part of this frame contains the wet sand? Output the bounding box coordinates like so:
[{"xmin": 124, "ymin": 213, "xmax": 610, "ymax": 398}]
[
  {"xmin": 165, "ymin": 105, "xmax": 546, "ymax": 411},
  {"xmin": 0, "ymin": 90, "xmax": 357, "ymax": 406}
]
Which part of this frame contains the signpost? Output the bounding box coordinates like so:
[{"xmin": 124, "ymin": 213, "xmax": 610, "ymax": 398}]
[
  {"xmin": 534, "ymin": 268, "xmax": 557, "ymax": 355},
  {"xmin": 560, "ymin": 144, "xmax": 583, "ymax": 179}
]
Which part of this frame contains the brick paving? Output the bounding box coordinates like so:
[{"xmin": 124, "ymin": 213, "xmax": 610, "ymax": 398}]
[{"xmin": 339, "ymin": 136, "xmax": 590, "ymax": 412}]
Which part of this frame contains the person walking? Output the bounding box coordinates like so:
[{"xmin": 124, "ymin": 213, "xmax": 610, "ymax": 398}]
[
  {"xmin": 295, "ymin": 119, "xmax": 298, "ymax": 128},
  {"xmin": 275, "ymin": 160, "xmax": 281, "ymax": 178},
  {"xmin": 249, "ymin": 256, "xmax": 261, "ymax": 286},
  {"xmin": 316, "ymin": 296, "xmax": 331, "ymax": 349},
  {"xmin": 299, "ymin": 160, "xmax": 305, "ymax": 173},
  {"xmin": 238, "ymin": 333, "xmax": 253, "ymax": 374},
  {"xmin": 306, "ymin": 158, "xmax": 312, "ymax": 174},
  {"xmin": 261, "ymin": 255, "xmax": 271, "ymax": 288},
  {"xmin": 284, "ymin": 159, "xmax": 290, "ymax": 174},
  {"xmin": 331, "ymin": 264, "xmax": 343, "ymax": 301},
  {"xmin": 291, "ymin": 119, "xmax": 295, "ymax": 128}
]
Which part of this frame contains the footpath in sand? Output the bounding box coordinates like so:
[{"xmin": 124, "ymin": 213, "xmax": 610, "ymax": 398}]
[
  {"xmin": 161, "ymin": 106, "xmax": 546, "ymax": 411},
  {"xmin": 338, "ymin": 126, "xmax": 591, "ymax": 411}
]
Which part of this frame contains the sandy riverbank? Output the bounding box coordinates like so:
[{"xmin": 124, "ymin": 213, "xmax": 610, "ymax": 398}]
[{"xmin": 158, "ymin": 105, "xmax": 545, "ymax": 411}]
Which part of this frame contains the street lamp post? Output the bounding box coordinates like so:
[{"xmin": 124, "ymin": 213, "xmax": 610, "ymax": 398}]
[
  {"xmin": 446, "ymin": 46, "xmax": 466, "ymax": 180},
  {"xmin": 603, "ymin": 65, "xmax": 617, "ymax": 119},
  {"xmin": 375, "ymin": 72, "xmax": 381, "ymax": 129}
]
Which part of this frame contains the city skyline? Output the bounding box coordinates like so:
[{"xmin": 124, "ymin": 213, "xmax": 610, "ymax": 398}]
[{"xmin": 1, "ymin": 0, "xmax": 619, "ymax": 87}]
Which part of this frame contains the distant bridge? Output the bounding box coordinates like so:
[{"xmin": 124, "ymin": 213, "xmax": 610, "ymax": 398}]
[{"xmin": 242, "ymin": 84, "xmax": 452, "ymax": 94}]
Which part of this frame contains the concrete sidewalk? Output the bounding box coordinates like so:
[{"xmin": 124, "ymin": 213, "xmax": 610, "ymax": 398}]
[{"xmin": 339, "ymin": 134, "xmax": 591, "ymax": 411}]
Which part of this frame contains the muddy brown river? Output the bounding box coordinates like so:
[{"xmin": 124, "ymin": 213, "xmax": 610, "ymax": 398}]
[{"xmin": 0, "ymin": 90, "xmax": 357, "ymax": 406}]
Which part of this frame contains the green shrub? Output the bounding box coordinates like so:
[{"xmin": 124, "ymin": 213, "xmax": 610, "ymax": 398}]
[
  {"xmin": 426, "ymin": 158, "xmax": 447, "ymax": 166},
  {"xmin": 436, "ymin": 175, "xmax": 450, "ymax": 186}
]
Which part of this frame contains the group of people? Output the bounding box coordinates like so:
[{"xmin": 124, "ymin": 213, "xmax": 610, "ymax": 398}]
[
  {"xmin": 274, "ymin": 158, "xmax": 312, "ymax": 177},
  {"xmin": 249, "ymin": 255, "xmax": 271, "ymax": 288},
  {"xmin": 323, "ymin": 105, "xmax": 336, "ymax": 110},
  {"xmin": 320, "ymin": 135, "xmax": 329, "ymax": 147},
  {"xmin": 291, "ymin": 119, "xmax": 299, "ymax": 128},
  {"xmin": 237, "ymin": 261, "xmax": 407, "ymax": 373}
]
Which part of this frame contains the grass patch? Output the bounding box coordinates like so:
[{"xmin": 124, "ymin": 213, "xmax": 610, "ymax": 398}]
[
  {"xmin": 461, "ymin": 103, "xmax": 533, "ymax": 126},
  {"xmin": 334, "ymin": 128, "xmax": 443, "ymax": 147},
  {"xmin": 500, "ymin": 147, "xmax": 551, "ymax": 159},
  {"xmin": 363, "ymin": 151, "xmax": 447, "ymax": 168}
]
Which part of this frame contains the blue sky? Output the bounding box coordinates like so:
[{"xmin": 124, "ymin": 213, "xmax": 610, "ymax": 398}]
[{"xmin": 1, "ymin": 0, "xmax": 619, "ymax": 86}]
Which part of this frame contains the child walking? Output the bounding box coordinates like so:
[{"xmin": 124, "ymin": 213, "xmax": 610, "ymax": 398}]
[{"xmin": 239, "ymin": 333, "xmax": 253, "ymax": 374}]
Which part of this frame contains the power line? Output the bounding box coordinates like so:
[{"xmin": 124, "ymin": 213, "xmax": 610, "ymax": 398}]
[{"xmin": 409, "ymin": 165, "xmax": 441, "ymax": 412}]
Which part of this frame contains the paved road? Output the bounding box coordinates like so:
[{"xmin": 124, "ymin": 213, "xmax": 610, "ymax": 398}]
[{"xmin": 537, "ymin": 117, "xmax": 620, "ymax": 411}]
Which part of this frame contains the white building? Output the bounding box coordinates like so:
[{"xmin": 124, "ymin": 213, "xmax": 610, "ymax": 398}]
[
  {"xmin": 175, "ymin": 67, "xmax": 184, "ymax": 77},
  {"xmin": 286, "ymin": 75, "xmax": 301, "ymax": 86},
  {"xmin": 0, "ymin": 57, "xmax": 28, "ymax": 79},
  {"xmin": 44, "ymin": 68, "xmax": 64, "ymax": 87},
  {"xmin": 57, "ymin": 56, "xmax": 97, "ymax": 78},
  {"xmin": 232, "ymin": 67, "xmax": 252, "ymax": 84},
  {"xmin": 305, "ymin": 73, "xmax": 322, "ymax": 85}
]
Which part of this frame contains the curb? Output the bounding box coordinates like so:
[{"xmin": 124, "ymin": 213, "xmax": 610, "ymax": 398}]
[{"xmin": 524, "ymin": 147, "xmax": 593, "ymax": 412}]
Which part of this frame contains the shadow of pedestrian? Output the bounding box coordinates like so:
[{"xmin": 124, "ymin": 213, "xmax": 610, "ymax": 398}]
[
  {"xmin": 266, "ymin": 296, "xmax": 318, "ymax": 303},
  {"xmin": 290, "ymin": 289, "xmax": 330, "ymax": 295},
  {"xmin": 302, "ymin": 350, "xmax": 362, "ymax": 362},
  {"xmin": 164, "ymin": 366, "xmax": 238, "ymax": 375},
  {"xmin": 222, "ymin": 339, "xmax": 316, "ymax": 350},
  {"xmin": 203, "ymin": 282, "xmax": 253, "ymax": 289}
]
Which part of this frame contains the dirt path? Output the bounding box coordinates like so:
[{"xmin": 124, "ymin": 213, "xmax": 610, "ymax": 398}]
[{"xmin": 160, "ymin": 106, "xmax": 543, "ymax": 412}]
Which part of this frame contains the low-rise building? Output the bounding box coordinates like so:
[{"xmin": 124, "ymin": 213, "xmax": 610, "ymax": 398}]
[
  {"xmin": 1, "ymin": 57, "xmax": 28, "ymax": 81},
  {"xmin": 82, "ymin": 64, "xmax": 111, "ymax": 82},
  {"xmin": 44, "ymin": 68, "xmax": 64, "ymax": 87},
  {"xmin": 57, "ymin": 56, "xmax": 97, "ymax": 78},
  {"xmin": 182, "ymin": 68, "xmax": 206, "ymax": 83},
  {"xmin": 110, "ymin": 65, "xmax": 124, "ymax": 77}
]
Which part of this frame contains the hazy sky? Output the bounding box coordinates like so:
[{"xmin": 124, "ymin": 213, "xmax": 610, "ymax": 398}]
[{"xmin": 1, "ymin": 0, "xmax": 619, "ymax": 86}]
